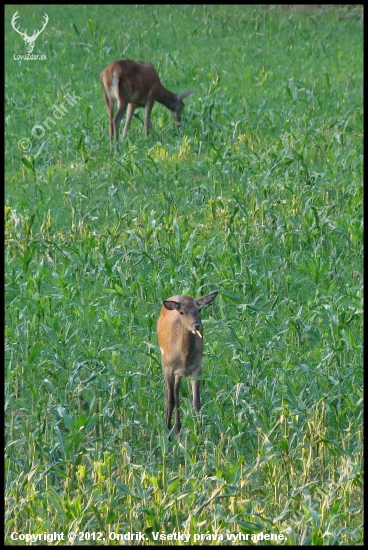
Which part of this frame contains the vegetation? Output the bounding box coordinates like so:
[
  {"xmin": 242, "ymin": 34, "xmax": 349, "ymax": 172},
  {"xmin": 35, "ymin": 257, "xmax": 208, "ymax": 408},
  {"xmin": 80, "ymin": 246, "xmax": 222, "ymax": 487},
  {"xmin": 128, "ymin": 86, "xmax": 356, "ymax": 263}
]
[{"xmin": 5, "ymin": 4, "xmax": 363, "ymax": 545}]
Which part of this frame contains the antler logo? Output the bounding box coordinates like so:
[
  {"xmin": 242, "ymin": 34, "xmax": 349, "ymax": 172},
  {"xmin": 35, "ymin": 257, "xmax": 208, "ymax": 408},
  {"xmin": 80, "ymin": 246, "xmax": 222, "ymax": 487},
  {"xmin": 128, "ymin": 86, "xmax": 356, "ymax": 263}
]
[{"xmin": 11, "ymin": 11, "xmax": 48, "ymax": 53}]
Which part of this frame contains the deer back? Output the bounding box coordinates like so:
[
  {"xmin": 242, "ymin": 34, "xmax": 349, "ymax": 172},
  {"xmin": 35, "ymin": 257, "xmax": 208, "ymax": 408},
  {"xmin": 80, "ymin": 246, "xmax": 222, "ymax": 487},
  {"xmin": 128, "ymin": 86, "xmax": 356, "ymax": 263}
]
[{"xmin": 100, "ymin": 60, "xmax": 163, "ymax": 107}]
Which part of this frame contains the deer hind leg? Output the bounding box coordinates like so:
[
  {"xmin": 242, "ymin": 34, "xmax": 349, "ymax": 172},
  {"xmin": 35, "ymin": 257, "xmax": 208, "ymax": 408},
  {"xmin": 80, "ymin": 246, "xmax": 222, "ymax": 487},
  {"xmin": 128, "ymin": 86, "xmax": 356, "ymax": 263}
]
[
  {"xmin": 123, "ymin": 104, "xmax": 135, "ymax": 137},
  {"xmin": 113, "ymin": 100, "xmax": 128, "ymax": 141},
  {"xmin": 103, "ymin": 90, "xmax": 114, "ymax": 142}
]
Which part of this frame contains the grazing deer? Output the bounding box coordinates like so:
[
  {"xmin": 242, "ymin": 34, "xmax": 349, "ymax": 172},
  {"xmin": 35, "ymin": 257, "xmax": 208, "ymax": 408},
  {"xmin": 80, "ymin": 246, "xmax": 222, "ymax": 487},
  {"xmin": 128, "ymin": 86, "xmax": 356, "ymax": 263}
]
[
  {"xmin": 100, "ymin": 60, "xmax": 194, "ymax": 143},
  {"xmin": 157, "ymin": 291, "xmax": 218, "ymax": 434}
]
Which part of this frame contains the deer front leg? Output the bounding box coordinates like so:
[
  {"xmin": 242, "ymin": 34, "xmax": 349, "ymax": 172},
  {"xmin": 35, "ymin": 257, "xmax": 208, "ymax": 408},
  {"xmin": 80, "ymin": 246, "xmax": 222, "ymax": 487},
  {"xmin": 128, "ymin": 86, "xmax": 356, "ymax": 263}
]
[
  {"xmin": 191, "ymin": 365, "xmax": 201, "ymax": 417},
  {"xmin": 144, "ymin": 100, "xmax": 154, "ymax": 137},
  {"xmin": 191, "ymin": 378, "xmax": 201, "ymax": 417},
  {"xmin": 165, "ymin": 370, "xmax": 175, "ymax": 431},
  {"xmin": 174, "ymin": 374, "xmax": 182, "ymax": 434}
]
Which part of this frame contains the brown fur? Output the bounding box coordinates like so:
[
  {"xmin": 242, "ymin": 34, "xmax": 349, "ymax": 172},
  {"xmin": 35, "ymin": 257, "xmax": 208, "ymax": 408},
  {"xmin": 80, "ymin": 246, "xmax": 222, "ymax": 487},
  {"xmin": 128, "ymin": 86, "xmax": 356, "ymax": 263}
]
[
  {"xmin": 157, "ymin": 292, "xmax": 218, "ymax": 434},
  {"xmin": 100, "ymin": 60, "xmax": 194, "ymax": 142}
]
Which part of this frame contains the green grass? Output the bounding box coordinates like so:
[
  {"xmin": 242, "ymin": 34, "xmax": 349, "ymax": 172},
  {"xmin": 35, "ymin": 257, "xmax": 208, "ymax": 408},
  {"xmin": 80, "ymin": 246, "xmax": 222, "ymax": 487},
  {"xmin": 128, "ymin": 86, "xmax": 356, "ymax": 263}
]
[{"xmin": 5, "ymin": 4, "xmax": 363, "ymax": 545}]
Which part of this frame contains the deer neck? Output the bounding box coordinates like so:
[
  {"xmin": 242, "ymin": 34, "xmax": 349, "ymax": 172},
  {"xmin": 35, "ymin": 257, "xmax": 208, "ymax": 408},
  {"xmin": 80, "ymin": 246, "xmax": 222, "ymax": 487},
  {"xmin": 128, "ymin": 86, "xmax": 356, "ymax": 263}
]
[
  {"xmin": 179, "ymin": 324, "xmax": 200, "ymax": 360},
  {"xmin": 156, "ymin": 85, "xmax": 178, "ymax": 110}
]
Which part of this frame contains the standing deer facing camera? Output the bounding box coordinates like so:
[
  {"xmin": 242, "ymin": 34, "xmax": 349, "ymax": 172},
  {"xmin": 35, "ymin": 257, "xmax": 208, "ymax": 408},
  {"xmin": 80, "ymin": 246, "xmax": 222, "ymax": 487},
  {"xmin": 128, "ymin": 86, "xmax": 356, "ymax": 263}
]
[
  {"xmin": 157, "ymin": 291, "xmax": 218, "ymax": 434},
  {"xmin": 100, "ymin": 59, "xmax": 194, "ymax": 143}
]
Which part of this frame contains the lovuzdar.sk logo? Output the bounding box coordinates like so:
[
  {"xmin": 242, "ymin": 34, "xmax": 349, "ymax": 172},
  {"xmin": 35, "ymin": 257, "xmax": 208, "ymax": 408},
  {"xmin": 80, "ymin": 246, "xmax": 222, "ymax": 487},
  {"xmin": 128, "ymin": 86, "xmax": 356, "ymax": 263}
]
[{"xmin": 11, "ymin": 10, "xmax": 48, "ymax": 54}]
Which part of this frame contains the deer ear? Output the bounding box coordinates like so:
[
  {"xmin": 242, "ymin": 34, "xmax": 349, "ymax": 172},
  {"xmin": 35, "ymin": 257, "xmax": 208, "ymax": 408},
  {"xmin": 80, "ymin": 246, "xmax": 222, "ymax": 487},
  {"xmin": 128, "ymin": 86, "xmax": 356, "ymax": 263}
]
[
  {"xmin": 163, "ymin": 300, "xmax": 181, "ymax": 311},
  {"xmin": 197, "ymin": 291, "xmax": 219, "ymax": 307},
  {"xmin": 178, "ymin": 90, "xmax": 195, "ymax": 100}
]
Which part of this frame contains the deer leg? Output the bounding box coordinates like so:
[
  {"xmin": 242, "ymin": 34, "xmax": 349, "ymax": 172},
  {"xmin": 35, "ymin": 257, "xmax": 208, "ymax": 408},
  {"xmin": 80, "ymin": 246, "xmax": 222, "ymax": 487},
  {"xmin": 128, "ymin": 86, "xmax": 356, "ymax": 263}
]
[
  {"xmin": 165, "ymin": 371, "xmax": 175, "ymax": 431},
  {"xmin": 123, "ymin": 104, "xmax": 135, "ymax": 137},
  {"xmin": 191, "ymin": 378, "xmax": 201, "ymax": 416},
  {"xmin": 113, "ymin": 100, "xmax": 128, "ymax": 141},
  {"xmin": 174, "ymin": 374, "xmax": 182, "ymax": 434},
  {"xmin": 103, "ymin": 91, "xmax": 114, "ymax": 143},
  {"xmin": 144, "ymin": 101, "xmax": 154, "ymax": 137}
]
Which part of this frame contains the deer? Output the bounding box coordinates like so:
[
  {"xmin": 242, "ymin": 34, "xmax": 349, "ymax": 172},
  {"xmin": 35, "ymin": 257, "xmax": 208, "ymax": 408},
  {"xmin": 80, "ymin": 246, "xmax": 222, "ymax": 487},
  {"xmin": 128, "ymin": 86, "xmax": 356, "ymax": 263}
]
[
  {"xmin": 99, "ymin": 60, "xmax": 194, "ymax": 144},
  {"xmin": 11, "ymin": 11, "xmax": 49, "ymax": 54},
  {"xmin": 157, "ymin": 291, "xmax": 218, "ymax": 435}
]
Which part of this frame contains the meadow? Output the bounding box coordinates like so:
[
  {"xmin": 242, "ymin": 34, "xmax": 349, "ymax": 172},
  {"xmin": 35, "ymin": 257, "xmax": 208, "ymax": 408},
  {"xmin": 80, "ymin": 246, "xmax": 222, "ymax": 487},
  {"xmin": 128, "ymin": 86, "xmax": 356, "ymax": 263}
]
[{"xmin": 5, "ymin": 4, "xmax": 363, "ymax": 545}]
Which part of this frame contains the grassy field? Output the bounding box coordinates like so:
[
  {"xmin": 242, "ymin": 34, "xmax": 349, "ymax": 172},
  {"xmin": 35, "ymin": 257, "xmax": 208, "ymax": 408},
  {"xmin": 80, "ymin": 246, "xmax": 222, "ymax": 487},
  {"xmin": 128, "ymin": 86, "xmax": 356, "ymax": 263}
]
[{"xmin": 5, "ymin": 4, "xmax": 363, "ymax": 545}]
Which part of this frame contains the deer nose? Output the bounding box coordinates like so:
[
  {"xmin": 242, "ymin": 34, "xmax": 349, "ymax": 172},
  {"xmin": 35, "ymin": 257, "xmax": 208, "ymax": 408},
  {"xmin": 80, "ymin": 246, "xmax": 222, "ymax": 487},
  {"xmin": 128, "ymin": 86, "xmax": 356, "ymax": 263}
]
[{"xmin": 194, "ymin": 323, "xmax": 201, "ymax": 331}]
